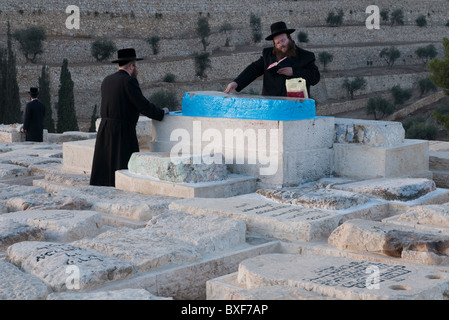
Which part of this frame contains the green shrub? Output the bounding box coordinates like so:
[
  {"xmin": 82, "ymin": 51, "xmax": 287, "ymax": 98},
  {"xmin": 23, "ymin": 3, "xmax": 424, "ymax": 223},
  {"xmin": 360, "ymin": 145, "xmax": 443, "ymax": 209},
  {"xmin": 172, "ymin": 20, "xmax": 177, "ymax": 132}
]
[
  {"xmin": 149, "ymin": 90, "xmax": 179, "ymax": 110},
  {"xmin": 342, "ymin": 77, "xmax": 367, "ymax": 99},
  {"xmin": 404, "ymin": 116, "xmax": 438, "ymax": 140},
  {"xmin": 326, "ymin": 9, "xmax": 344, "ymax": 27},
  {"xmin": 297, "ymin": 31, "xmax": 309, "ymax": 43},
  {"xmin": 194, "ymin": 52, "xmax": 211, "ymax": 78},
  {"xmin": 418, "ymin": 78, "xmax": 437, "ymax": 96},
  {"xmin": 147, "ymin": 35, "xmax": 160, "ymax": 55},
  {"xmin": 13, "ymin": 26, "xmax": 46, "ymax": 63},
  {"xmin": 90, "ymin": 39, "xmax": 117, "ymax": 62},
  {"xmin": 391, "ymin": 85, "xmax": 412, "ymax": 106},
  {"xmin": 366, "ymin": 96, "xmax": 395, "ymax": 120},
  {"xmin": 250, "ymin": 13, "xmax": 262, "ymax": 43},
  {"xmin": 390, "ymin": 9, "xmax": 404, "ymax": 26},
  {"xmin": 416, "ymin": 15, "xmax": 427, "ymax": 27},
  {"xmin": 163, "ymin": 73, "xmax": 176, "ymax": 83}
]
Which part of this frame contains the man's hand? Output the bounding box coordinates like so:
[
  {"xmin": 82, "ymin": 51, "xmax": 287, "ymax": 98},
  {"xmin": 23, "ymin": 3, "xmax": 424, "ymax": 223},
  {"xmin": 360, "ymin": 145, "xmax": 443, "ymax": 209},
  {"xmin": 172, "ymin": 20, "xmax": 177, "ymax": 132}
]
[
  {"xmin": 277, "ymin": 67, "xmax": 293, "ymax": 76},
  {"xmin": 163, "ymin": 107, "xmax": 170, "ymax": 114},
  {"xmin": 224, "ymin": 82, "xmax": 238, "ymax": 94}
]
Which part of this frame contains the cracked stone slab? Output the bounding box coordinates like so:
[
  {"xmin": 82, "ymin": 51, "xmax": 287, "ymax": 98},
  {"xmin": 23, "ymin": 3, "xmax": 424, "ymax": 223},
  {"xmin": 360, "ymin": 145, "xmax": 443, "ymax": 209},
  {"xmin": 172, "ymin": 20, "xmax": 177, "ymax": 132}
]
[
  {"xmin": 385, "ymin": 204, "xmax": 449, "ymax": 229},
  {"xmin": 0, "ymin": 184, "xmax": 47, "ymax": 200},
  {"xmin": 6, "ymin": 241, "xmax": 135, "ymax": 292},
  {"xmin": 5, "ymin": 192, "xmax": 89, "ymax": 212},
  {"xmin": 56, "ymin": 186, "xmax": 177, "ymax": 221},
  {"xmin": 73, "ymin": 227, "xmax": 201, "ymax": 272},
  {"xmin": 46, "ymin": 289, "xmax": 172, "ymax": 300},
  {"xmin": 328, "ymin": 219, "xmax": 449, "ymax": 265},
  {"xmin": 0, "ymin": 259, "xmax": 50, "ymax": 300},
  {"xmin": 169, "ymin": 196, "xmax": 342, "ymax": 241},
  {"xmin": 236, "ymin": 253, "xmax": 449, "ymax": 300},
  {"xmin": 0, "ymin": 220, "xmax": 45, "ymax": 251},
  {"xmin": 0, "ymin": 210, "xmax": 103, "ymax": 241},
  {"xmin": 331, "ymin": 178, "xmax": 436, "ymax": 201},
  {"xmin": 0, "ymin": 163, "xmax": 32, "ymax": 180},
  {"xmin": 147, "ymin": 210, "xmax": 246, "ymax": 253},
  {"xmin": 256, "ymin": 187, "xmax": 372, "ymax": 210}
]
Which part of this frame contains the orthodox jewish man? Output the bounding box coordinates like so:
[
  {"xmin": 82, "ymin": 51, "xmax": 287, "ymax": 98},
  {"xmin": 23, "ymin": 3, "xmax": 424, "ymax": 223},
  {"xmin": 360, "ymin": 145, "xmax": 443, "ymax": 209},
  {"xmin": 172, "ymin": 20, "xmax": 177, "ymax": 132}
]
[
  {"xmin": 225, "ymin": 21, "xmax": 320, "ymax": 97},
  {"xmin": 21, "ymin": 87, "xmax": 45, "ymax": 142},
  {"xmin": 90, "ymin": 48, "xmax": 169, "ymax": 187}
]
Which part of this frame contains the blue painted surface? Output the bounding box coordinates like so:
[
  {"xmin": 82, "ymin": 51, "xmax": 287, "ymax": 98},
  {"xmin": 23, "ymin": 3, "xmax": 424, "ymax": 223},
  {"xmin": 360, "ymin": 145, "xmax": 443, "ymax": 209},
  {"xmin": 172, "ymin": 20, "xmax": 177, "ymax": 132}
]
[{"xmin": 176, "ymin": 92, "xmax": 316, "ymax": 121}]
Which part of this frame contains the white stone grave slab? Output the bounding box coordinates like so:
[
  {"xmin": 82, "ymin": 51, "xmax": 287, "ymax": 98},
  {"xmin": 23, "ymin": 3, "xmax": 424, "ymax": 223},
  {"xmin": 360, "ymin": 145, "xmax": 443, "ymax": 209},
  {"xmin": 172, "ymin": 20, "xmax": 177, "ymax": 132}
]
[
  {"xmin": 331, "ymin": 178, "xmax": 436, "ymax": 201},
  {"xmin": 234, "ymin": 253, "xmax": 449, "ymax": 299},
  {"xmin": 0, "ymin": 210, "xmax": 103, "ymax": 241},
  {"xmin": 328, "ymin": 219, "xmax": 449, "ymax": 265},
  {"xmin": 116, "ymin": 170, "xmax": 257, "ymax": 199},
  {"xmin": 46, "ymin": 289, "xmax": 172, "ymax": 300},
  {"xmin": 0, "ymin": 163, "xmax": 32, "ymax": 180},
  {"xmin": 6, "ymin": 241, "xmax": 135, "ymax": 291},
  {"xmin": 0, "ymin": 220, "xmax": 45, "ymax": 251},
  {"xmin": 169, "ymin": 196, "xmax": 342, "ymax": 242},
  {"xmin": 73, "ymin": 227, "xmax": 202, "ymax": 272},
  {"xmin": 4, "ymin": 192, "xmax": 88, "ymax": 212},
  {"xmin": 55, "ymin": 186, "xmax": 176, "ymax": 221},
  {"xmin": 62, "ymin": 139, "xmax": 96, "ymax": 175},
  {"xmin": 0, "ymin": 260, "xmax": 50, "ymax": 300},
  {"xmin": 147, "ymin": 211, "xmax": 246, "ymax": 253}
]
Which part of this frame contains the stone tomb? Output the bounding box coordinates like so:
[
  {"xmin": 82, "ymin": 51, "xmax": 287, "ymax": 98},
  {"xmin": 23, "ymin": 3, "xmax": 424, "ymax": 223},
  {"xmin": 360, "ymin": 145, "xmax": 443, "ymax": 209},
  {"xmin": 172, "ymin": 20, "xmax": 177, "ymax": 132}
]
[
  {"xmin": 207, "ymin": 253, "xmax": 449, "ymax": 300},
  {"xmin": 115, "ymin": 152, "xmax": 257, "ymax": 198}
]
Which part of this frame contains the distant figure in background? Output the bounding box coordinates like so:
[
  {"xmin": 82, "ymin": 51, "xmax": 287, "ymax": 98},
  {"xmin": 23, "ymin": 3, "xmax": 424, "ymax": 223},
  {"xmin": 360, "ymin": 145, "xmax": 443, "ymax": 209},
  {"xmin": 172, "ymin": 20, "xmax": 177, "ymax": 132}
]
[
  {"xmin": 21, "ymin": 87, "xmax": 45, "ymax": 142},
  {"xmin": 90, "ymin": 48, "xmax": 169, "ymax": 187},
  {"xmin": 224, "ymin": 21, "xmax": 320, "ymax": 97}
]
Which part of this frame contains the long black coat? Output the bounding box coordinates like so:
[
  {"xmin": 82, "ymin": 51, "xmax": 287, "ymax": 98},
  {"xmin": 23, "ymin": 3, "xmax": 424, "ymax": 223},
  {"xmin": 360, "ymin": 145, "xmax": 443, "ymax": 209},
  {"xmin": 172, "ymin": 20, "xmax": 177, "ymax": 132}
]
[
  {"xmin": 23, "ymin": 99, "xmax": 45, "ymax": 142},
  {"xmin": 234, "ymin": 46, "xmax": 320, "ymax": 97},
  {"xmin": 90, "ymin": 70, "xmax": 165, "ymax": 187}
]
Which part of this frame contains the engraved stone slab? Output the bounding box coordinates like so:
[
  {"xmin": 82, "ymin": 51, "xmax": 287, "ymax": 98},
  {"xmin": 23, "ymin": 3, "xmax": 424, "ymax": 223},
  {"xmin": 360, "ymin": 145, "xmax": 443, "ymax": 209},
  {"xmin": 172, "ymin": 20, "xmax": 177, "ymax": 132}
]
[
  {"xmin": 147, "ymin": 211, "xmax": 246, "ymax": 253},
  {"xmin": 0, "ymin": 210, "xmax": 103, "ymax": 241},
  {"xmin": 55, "ymin": 186, "xmax": 176, "ymax": 221},
  {"xmin": 6, "ymin": 241, "xmax": 135, "ymax": 291},
  {"xmin": 46, "ymin": 289, "xmax": 172, "ymax": 300},
  {"xmin": 236, "ymin": 253, "xmax": 449, "ymax": 299},
  {"xmin": 256, "ymin": 187, "xmax": 371, "ymax": 210},
  {"xmin": 73, "ymin": 227, "xmax": 201, "ymax": 272},
  {"xmin": 331, "ymin": 178, "xmax": 436, "ymax": 201},
  {"xmin": 328, "ymin": 219, "xmax": 449, "ymax": 265},
  {"xmin": 0, "ymin": 220, "xmax": 45, "ymax": 251},
  {"xmin": 128, "ymin": 152, "xmax": 228, "ymax": 183},
  {"xmin": 0, "ymin": 185, "xmax": 47, "ymax": 201},
  {"xmin": 0, "ymin": 259, "xmax": 50, "ymax": 300},
  {"xmin": 169, "ymin": 197, "xmax": 342, "ymax": 241}
]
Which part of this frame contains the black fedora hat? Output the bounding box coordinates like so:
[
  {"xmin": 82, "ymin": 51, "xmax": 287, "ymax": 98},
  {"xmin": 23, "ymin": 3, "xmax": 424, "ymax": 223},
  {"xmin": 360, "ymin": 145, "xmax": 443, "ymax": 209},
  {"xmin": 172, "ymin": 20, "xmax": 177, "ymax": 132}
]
[
  {"xmin": 111, "ymin": 48, "xmax": 144, "ymax": 65},
  {"xmin": 265, "ymin": 21, "xmax": 296, "ymax": 41},
  {"xmin": 28, "ymin": 87, "xmax": 39, "ymax": 95}
]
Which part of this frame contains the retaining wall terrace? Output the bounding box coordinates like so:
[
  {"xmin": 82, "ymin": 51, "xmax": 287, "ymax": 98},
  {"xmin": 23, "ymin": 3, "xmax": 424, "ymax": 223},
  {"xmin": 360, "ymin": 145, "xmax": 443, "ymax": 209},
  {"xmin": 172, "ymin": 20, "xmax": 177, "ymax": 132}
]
[{"xmin": 1, "ymin": 0, "xmax": 448, "ymax": 39}]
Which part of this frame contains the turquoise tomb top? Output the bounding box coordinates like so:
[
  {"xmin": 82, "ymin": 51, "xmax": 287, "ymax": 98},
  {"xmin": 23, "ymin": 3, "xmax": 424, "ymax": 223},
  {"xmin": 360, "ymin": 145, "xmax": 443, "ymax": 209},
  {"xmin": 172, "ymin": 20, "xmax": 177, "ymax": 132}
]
[{"xmin": 176, "ymin": 91, "xmax": 316, "ymax": 121}]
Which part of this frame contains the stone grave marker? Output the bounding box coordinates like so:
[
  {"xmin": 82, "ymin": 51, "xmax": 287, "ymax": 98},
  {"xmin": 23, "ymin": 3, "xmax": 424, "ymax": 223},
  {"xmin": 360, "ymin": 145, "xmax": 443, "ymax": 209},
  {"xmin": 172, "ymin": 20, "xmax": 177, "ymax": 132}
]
[
  {"xmin": 0, "ymin": 259, "xmax": 50, "ymax": 300},
  {"xmin": 0, "ymin": 210, "xmax": 103, "ymax": 241},
  {"xmin": 6, "ymin": 241, "xmax": 135, "ymax": 292},
  {"xmin": 0, "ymin": 220, "xmax": 45, "ymax": 251},
  {"xmin": 235, "ymin": 253, "xmax": 449, "ymax": 299}
]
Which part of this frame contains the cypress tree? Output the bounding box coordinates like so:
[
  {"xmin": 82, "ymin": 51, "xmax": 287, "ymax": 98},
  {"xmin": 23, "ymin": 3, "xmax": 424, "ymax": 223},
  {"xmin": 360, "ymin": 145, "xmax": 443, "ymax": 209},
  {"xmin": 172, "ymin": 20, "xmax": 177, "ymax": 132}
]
[
  {"xmin": 3, "ymin": 22, "xmax": 22, "ymax": 124},
  {"xmin": 0, "ymin": 49, "xmax": 6, "ymax": 123},
  {"xmin": 57, "ymin": 59, "xmax": 78, "ymax": 133},
  {"xmin": 38, "ymin": 65, "xmax": 55, "ymax": 133},
  {"xmin": 88, "ymin": 104, "xmax": 98, "ymax": 132}
]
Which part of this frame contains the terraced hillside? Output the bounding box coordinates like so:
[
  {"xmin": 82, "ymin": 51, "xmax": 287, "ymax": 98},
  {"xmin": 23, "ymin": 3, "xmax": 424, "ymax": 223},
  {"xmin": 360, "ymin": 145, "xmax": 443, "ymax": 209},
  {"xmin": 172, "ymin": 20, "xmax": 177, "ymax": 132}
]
[{"xmin": 0, "ymin": 0, "xmax": 448, "ymax": 129}]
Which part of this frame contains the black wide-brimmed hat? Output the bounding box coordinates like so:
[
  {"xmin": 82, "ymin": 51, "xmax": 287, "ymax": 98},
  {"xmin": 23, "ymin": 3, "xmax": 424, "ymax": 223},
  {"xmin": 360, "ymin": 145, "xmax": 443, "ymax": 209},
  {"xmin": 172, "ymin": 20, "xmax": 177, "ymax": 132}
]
[
  {"xmin": 28, "ymin": 87, "xmax": 39, "ymax": 95},
  {"xmin": 265, "ymin": 21, "xmax": 296, "ymax": 40},
  {"xmin": 111, "ymin": 48, "xmax": 144, "ymax": 65}
]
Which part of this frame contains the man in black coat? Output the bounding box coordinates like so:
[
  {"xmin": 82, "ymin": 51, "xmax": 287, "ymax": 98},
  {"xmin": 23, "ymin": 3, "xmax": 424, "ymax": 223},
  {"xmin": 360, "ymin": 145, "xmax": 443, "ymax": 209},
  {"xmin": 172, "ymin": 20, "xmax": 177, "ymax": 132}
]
[
  {"xmin": 225, "ymin": 21, "xmax": 320, "ymax": 97},
  {"xmin": 21, "ymin": 87, "xmax": 45, "ymax": 142},
  {"xmin": 90, "ymin": 48, "xmax": 169, "ymax": 187}
]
